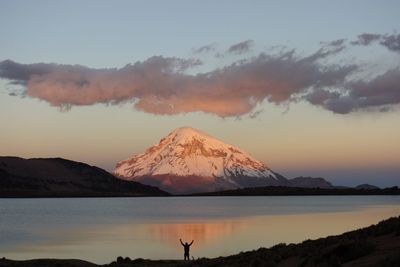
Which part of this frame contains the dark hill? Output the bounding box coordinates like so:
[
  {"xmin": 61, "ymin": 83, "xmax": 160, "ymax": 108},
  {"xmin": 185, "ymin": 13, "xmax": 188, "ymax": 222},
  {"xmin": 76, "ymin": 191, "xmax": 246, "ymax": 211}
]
[
  {"xmin": 356, "ymin": 183, "xmax": 380, "ymax": 190},
  {"xmin": 288, "ymin": 176, "xmax": 334, "ymax": 188},
  {"xmin": 0, "ymin": 156, "xmax": 168, "ymax": 197}
]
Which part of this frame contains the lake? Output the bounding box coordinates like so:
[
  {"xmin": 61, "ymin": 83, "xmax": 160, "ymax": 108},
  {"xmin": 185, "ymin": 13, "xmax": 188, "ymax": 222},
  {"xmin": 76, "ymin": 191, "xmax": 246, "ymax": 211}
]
[{"xmin": 0, "ymin": 196, "xmax": 399, "ymax": 264}]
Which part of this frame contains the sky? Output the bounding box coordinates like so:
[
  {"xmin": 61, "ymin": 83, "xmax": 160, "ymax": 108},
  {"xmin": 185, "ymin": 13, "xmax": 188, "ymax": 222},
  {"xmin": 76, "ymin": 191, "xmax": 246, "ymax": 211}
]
[{"xmin": 1, "ymin": 0, "xmax": 399, "ymax": 187}]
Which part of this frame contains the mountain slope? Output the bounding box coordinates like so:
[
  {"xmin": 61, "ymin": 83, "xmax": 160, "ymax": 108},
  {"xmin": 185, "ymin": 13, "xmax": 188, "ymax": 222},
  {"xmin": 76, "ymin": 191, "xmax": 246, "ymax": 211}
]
[
  {"xmin": 0, "ymin": 156, "xmax": 168, "ymax": 197},
  {"xmin": 114, "ymin": 127, "xmax": 288, "ymax": 194}
]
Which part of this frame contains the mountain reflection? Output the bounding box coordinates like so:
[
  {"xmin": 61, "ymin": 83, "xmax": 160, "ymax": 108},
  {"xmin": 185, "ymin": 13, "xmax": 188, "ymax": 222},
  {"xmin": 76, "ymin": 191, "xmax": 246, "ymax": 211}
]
[{"xmin": 146, "ymin": 220, "xmax": 244, "ymax": 249}]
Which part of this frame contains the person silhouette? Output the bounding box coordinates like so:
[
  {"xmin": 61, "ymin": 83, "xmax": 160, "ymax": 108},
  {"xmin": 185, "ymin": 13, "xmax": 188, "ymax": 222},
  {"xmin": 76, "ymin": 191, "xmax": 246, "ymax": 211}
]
[{"xmin": 180, "ymin": 238, "xmax": 194, "ymax": 260}]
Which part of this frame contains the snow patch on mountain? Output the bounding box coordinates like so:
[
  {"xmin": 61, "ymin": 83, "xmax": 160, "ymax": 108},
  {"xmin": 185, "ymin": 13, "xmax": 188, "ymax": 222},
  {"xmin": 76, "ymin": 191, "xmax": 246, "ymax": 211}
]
[{"xmin": 114, "ymin": 127, "xmax": 276, "ymax": 183}]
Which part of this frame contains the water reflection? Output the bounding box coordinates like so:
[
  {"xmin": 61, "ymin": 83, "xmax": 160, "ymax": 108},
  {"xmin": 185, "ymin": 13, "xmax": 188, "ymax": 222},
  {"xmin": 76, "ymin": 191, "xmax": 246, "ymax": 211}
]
[
  {"xmin": 144, "ymin": 205, "xmax": 400, "ymax": 259},
  {"xmin": 0, "ymin": 197, "xmax": 399, "ymax": 263},
  {"xmin": 146, "ymin": 220, "xmax": 243, "ymax": 250}
]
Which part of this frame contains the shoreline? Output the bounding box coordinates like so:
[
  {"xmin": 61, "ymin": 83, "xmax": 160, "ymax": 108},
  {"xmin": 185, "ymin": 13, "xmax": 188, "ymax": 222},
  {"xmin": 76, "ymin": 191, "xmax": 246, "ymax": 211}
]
[
  {"xmin": 1, "ymin": 215, "xmax": 399, "ymax": 267},
  {"xmin": 1, "ymin": 186, "xmax": 400, "ymax": 198}
]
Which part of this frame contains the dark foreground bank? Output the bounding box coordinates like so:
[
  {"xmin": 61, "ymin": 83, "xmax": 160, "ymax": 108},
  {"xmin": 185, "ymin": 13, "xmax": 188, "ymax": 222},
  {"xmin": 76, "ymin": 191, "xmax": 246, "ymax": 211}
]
[{"xmin": 1, "ymin": 215, "xmax": 400, "ymax": 267}]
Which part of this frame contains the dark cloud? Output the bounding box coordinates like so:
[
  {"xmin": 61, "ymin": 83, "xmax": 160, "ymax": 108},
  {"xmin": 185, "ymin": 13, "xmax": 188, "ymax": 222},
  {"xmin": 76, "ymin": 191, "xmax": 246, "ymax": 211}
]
[
  {"xmin": 351, "ymin": 33, "xmax": 400, "ymax": 53},
  {"xmin": 0, "ymin": 59, "xmax": 61, "ymax": 83},
  {"xmin": 249, "ymin": 109, "xmax": 263, "ymax": 119},
  {"xmin": 306, "ymin": 68, "xmax": 400, "ymax": 114},
  {"xmin": 326, "ymin": 38, "xmax": 347, "ymax": 47},
  {"xmin": 192, "ymin": 43, "xmax": 216, "ymax": 54},
  {"xmin": 380, "ymin": 34, "xmax": 400, "ymax": 53},
  {"xmin": 305, "ymin": 42, "xmax": 347, "ymax": 62},
  {"xmin": 347, "ymin": 68, "xmax": 400, "ymax": 110},
  {"xmin": 215, "ymin": 52, "xmax": 224, "ymax": 58},
  {"xmin": 351, "ymin": 33, "xmax": 381, "ymax": 46},
  {"xmin": 227, "ymin": 40, "xmax": 254, "ymax": 54}
]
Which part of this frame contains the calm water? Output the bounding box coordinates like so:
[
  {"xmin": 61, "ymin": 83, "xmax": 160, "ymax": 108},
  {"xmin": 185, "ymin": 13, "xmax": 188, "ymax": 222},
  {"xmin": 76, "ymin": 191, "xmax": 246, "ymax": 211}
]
[{"xmin": 0, "ymin": 196, "xmax": 399, "ymax": 263}]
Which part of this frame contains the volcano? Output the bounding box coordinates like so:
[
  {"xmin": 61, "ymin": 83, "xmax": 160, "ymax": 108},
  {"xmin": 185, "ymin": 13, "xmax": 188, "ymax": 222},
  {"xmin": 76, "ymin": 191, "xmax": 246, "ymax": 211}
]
[{"xmin": 114, "ymin": 127, "xmax": 291, "ymax": 194}]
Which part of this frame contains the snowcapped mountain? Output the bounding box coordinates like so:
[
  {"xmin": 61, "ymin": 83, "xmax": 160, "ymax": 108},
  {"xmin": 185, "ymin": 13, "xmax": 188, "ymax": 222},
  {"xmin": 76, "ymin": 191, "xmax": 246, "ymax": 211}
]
[{"xmin": 114, "ymin": 127, "xmax": 288, "ymax": 193}]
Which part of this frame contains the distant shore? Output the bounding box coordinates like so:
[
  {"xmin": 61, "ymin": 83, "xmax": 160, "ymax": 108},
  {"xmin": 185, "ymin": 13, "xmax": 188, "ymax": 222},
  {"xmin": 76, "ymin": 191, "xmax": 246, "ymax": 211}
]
[
  {"xmin": 1, "ymin": 185, "xmax": 400, "ymax": 198},
  {"xmin": 1, "ymin": 215, "xmax": 399, "ymax": 267},
  {"xmin": 2, "ymin": 156, "xmax": 399, "ymax": 198},
  {"xmin": 189, "ymin": 185, "xmax": 400, "ymax": 197}
]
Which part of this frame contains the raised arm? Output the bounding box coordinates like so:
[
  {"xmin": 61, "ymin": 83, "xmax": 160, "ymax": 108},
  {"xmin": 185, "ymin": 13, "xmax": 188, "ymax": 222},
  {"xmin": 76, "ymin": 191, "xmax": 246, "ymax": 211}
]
[
  {"xmin": 189, "ymin": 240, "xmax": 194, "ymax": 246},
  {"xmin": 180, "ymin": 238, "xmax": 184, "ymax": 246}
]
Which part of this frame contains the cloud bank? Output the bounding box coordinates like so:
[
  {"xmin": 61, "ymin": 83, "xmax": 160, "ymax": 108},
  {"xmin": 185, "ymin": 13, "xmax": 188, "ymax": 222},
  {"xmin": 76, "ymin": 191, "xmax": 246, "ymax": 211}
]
[
  {"xmin": 306, "ymin": 68, "xmax": 400, "ymax": 113},
  {"xmin": 1, "ymin": 35, "xmax": 399, "ymax": 117},
  {"xmin": 352, "ymin": 33, "xmax": 400, "ymax": 53}
]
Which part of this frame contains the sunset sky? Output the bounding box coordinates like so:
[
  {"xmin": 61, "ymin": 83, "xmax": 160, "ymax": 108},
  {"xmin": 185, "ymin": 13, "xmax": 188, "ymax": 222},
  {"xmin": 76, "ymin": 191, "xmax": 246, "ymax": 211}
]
[{"xmin": 1, "ymin": 0, "xmax": 399, "ymax": 187}]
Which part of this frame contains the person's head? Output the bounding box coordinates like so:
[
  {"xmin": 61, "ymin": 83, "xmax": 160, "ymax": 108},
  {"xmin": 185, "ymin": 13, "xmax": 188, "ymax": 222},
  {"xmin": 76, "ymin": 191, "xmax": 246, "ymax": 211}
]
[{"xmin": 185, "ymin": 242, "xmax": 188, "ymax": 245}]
